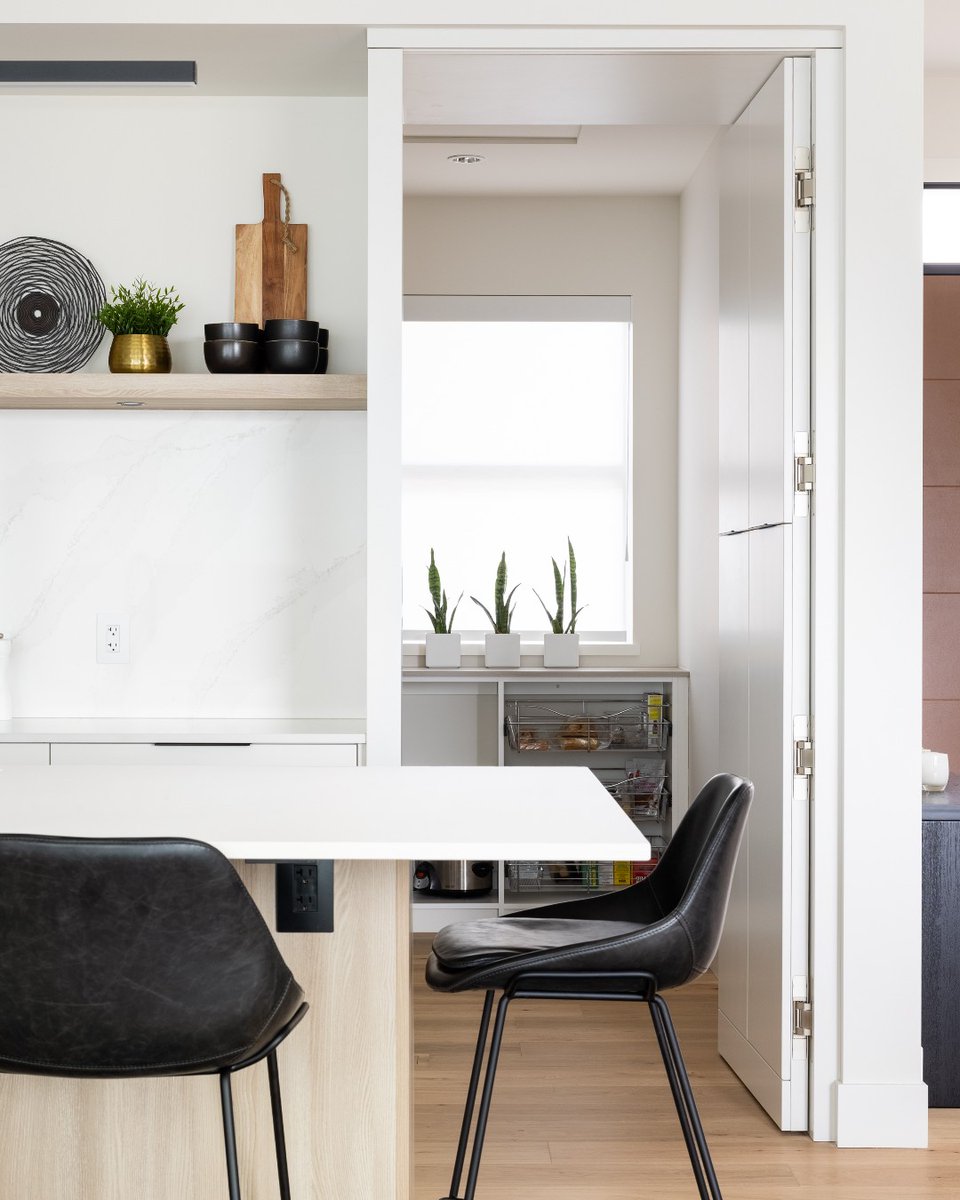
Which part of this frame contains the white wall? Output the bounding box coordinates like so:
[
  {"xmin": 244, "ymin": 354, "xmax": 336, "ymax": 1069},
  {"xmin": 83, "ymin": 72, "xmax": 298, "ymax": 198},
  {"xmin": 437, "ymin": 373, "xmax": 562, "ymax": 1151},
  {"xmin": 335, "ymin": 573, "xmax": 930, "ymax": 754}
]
[
  {"xmin": 0, "ymin": 95, "xmax": 368, "ymax": 717},
  {"xmin": 403, "ymin": 195, "xmax": 680, "ymax": 665},
  {"xmin": 677, "ymin": 141, "xmax": 721, "ymax": 794},
  {"xmin": 1, "ymin": 96, "xmax": 367, "ymax": 373},
  {"xmin": 925, "ymin": 74, "xmax": 960, "ymax": 180}
]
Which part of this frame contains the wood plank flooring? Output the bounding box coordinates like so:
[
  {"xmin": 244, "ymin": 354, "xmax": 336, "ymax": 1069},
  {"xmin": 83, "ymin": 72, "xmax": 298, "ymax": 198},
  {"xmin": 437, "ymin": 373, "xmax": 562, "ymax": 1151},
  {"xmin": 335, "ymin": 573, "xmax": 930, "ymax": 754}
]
[{"xmin": 413, "ymin": 936, "xmax": 960, "ymax": 1199}]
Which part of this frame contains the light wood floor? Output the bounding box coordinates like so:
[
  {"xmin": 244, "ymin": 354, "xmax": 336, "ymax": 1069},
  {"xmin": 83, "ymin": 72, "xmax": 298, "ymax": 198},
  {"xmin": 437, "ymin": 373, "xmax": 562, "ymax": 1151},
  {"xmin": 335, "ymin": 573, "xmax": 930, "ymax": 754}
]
[{"xmin": 413, "ymin": 935, "xmax": 960, "ymax": 1200}]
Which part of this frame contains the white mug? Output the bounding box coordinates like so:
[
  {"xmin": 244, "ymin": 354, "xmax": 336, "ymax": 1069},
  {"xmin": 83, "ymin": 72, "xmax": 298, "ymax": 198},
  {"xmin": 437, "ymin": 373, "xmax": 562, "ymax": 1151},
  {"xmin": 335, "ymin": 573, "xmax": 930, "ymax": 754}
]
[{"xmin": 922, "ymin": 748, "xmax": 950, "ymax": 792}]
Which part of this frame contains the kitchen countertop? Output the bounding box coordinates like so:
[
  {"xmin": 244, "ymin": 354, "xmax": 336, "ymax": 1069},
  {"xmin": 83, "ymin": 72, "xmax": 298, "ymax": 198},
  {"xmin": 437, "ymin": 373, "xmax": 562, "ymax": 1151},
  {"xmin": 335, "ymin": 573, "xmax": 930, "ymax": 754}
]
[
  {"xmin": 0, "ymin": 718, "xmax": 365, "ymax": 743},
  {"xmin": 0, "ymin": 764, "xmax": 650, "ymax": 862},
  {"xmin": 923, "ymin": 773, "xmax": 960, "ymax": 818}
]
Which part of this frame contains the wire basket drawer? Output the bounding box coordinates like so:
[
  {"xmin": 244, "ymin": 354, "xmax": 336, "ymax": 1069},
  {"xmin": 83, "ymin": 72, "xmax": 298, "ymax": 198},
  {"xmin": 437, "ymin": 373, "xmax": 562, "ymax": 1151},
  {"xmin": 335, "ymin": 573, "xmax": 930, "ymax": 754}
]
[
  {"xmin": 609, "ymin": 776, "xmax": 668, "ymax": 821},
  {"xmin": 504, "ymin": 842, "xmax": 666, "ymax": 895},
  {"xmin": 504, "ymin": 703, "xmax": 613, "ymax": 752}
]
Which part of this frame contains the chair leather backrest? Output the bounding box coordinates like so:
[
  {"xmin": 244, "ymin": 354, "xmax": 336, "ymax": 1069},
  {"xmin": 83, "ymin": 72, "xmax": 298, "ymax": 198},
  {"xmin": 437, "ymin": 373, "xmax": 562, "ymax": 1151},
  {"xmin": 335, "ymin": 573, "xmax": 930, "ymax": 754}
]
[
  {"xmin": 0, "ymin": 836, "xmax": 300, "ymax": 1078},
  {"xmin": 646, "ymin": 773, "xmax": 753, "ymax": 972}
]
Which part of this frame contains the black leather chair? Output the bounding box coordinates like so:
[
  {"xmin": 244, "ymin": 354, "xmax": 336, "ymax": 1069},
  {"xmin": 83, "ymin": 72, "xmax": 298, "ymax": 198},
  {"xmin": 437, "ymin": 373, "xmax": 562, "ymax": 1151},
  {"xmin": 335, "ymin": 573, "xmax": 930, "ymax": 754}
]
[
  {"xmin": 0, "ymin": 835, "xmax": 308, "ymax": 1200},
  {"xmin": 426, "ymin": 772, "xmax": 753, "ymax": 1200}
]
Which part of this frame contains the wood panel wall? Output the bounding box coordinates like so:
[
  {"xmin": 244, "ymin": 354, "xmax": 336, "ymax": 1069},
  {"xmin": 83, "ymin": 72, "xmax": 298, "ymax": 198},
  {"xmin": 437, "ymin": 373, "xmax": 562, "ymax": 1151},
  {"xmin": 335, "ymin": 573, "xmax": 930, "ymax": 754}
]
[{"xmin": 924, "ymin": 277, "xmax": 960, "ymax": 764}]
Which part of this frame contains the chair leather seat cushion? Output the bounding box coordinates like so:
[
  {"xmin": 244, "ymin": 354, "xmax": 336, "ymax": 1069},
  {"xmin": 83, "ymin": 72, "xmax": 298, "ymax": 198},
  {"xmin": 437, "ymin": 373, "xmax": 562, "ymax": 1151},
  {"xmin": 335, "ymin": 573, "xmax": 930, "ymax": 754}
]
[{"xmin": 432, "ymin": 916, "xmax": 645, "ymax": 971}]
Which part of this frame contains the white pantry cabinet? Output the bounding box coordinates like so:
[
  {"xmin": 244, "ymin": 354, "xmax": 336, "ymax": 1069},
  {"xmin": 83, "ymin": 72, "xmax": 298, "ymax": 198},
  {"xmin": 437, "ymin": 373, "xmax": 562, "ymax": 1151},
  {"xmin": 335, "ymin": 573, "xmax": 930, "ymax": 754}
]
[
  {"xmin": 0, "ymin": 719, "xmax": 365, "ymax": 768},
  {"xmin": 402, "ymin": 668, "xmax": 688, "ymax": 932},
  {"xmin": 50, "ymin": 743, "xmax": 358, "ymax": 767},
  {"xmin": 0, "ymin": 743, "xmax": 50, "ymax": 765}
]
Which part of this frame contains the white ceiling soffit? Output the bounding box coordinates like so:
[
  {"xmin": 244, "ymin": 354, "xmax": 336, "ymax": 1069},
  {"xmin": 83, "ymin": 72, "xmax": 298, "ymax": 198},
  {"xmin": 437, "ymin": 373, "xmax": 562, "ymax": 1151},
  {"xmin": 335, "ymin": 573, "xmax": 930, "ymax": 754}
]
[
  {"xmin": 0, "ymin": 25, "xmax": 366, "ymax": 95},
  {"xmin": 403, "ymin": 51, "xmax": 784, "ymax": 127},
  {"xmin": 404, "ymin": 124, "xmax": 721, "ymax": 196}
]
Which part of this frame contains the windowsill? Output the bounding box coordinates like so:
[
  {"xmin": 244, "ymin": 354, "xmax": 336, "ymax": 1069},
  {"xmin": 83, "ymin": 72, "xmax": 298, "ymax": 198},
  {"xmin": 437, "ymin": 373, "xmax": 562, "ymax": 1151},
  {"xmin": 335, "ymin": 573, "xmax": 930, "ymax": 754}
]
[
  {"xmin": 402, "ymin": 637, "xmax": 638, "ymax": 656},
  {"xmin": 400, "ymin": 638, "xmax": 677, "ymax": 672}
]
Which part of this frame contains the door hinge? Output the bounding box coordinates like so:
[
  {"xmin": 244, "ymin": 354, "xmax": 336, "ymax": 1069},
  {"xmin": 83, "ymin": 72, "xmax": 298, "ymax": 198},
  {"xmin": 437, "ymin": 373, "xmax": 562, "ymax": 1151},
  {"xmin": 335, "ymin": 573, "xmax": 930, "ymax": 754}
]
[
  {"xmin": 794, "ymin": 738, "xmax": 813, "ymax": 777},
  {"xmin": 793, "ymin": 999, "xmax": 812, "ymax": 1038},
  {"xmin": 795, "ymin": 147, "xmax": 814, "ymax": 210},
  {"xmin": 795, "ymin": 455, "xmax": 815, "ymax": 495}
]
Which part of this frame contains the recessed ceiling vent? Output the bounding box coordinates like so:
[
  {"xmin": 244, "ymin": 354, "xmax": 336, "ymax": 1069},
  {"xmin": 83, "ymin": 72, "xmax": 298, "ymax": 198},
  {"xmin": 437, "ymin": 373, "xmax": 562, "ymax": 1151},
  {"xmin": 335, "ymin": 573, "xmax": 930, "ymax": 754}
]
[{"xmin": 0, "ymin": 61, "xmax": 197, "ymax": 86}]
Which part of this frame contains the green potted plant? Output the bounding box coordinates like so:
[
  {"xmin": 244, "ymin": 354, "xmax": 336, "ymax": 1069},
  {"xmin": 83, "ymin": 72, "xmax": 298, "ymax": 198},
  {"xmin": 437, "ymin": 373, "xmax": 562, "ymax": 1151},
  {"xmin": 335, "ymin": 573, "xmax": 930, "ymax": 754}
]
[
  {"xmin": 98, "ymin": 278, "xmax": 185, "ymax": 373},
  {"xmin": 423, "ymin": 549, "xmax": 463, "ymax": 669},
  {"xmin": 533, "ymin": 538, "xmax": 584, "ymax": 668},
  {"xmin": 471, "ymin": 551, "xmax": 521, "ymax": 669}
]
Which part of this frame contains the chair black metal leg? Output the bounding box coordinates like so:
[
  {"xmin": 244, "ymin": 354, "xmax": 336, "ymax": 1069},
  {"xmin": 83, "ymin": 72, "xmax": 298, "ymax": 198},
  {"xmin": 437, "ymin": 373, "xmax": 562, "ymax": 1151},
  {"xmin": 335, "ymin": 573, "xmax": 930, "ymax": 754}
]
[
  {"xmin": 443, "ymin": 989, "xmax": 495, "ymax": 1200},
  {"xmin": 648, "ymin": 999, "xmax": 711, "ymax": 1199},
  {"xmin": 461, "ymin": 992, "xmax": 511, "ymax": 1200},
  {"xmin": 267, "ymin": 1048, "xmax": 292, "ymax": 1200},
  {"xmin": 219, "ymin": 1070, "xmax": 243, "ymax": 1200},
  {"xmin": 649, "ymin": 994, "xmax": 723, "ymax": 1200}
]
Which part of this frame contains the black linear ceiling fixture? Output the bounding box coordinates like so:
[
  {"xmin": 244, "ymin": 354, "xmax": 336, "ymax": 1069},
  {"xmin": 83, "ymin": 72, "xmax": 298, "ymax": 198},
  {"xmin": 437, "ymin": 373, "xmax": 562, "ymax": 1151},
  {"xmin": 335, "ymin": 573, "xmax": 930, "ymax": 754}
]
[{"xmin": 0, "ymin": 61, "xmax": 196, "ymax": 86}]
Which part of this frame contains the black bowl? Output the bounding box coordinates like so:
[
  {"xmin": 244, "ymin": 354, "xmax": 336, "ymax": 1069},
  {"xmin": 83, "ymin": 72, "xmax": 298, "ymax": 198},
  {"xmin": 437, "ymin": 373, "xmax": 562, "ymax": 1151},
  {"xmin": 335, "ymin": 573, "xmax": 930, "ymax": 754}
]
[
  {"xmin": 264, "ymin": 338, "xmax": 319, "ymax": 374},
  {"xmin": 315, "ymin": 347, "xmax": 329, "ymax": 375},
  {"xmin": 203, "ymin": 339, "xmax": 262, "ymax": 374},
  {"xmin": 204, "ymin": 322, "xmax": 262, "ymax": 342},
  {"xmin": 264, "ymin": 318, "xmax": 321, "ymax": 342}
]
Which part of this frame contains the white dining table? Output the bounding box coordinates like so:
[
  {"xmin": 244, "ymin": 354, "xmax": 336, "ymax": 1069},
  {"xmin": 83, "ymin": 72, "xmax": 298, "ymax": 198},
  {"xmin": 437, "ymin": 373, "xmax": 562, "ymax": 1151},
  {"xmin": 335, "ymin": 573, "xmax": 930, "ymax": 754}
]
[{"xmin": 0, "ymin": 763, "xmax": 650, "ymax": 1200}]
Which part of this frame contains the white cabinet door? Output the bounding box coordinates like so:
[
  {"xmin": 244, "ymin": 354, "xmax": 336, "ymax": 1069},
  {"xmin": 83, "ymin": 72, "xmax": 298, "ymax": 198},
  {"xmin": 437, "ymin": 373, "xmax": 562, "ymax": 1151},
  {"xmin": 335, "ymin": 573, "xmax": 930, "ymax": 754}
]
[
  {"xmin": 717, "ymin": 57, "xmax": 811, "ymax": 1132},
  {"xmin": 50, "ymin": 743, "xmax": 358, "ymax": 766},
  {"xmin": 0, "ymin": 743, "xmax": 49, "ymax": 765}
]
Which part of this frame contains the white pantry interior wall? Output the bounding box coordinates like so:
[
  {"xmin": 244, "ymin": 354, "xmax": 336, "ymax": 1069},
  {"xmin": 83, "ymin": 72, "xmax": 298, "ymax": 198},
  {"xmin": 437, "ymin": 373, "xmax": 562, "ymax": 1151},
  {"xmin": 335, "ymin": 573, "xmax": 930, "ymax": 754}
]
[
  {"xmin": 403, "ymin": 194, "xmax": 679, "ymax": 664},
  {"xmin": 677, "ymin": 141, "xmax": 721, "ymax": 793},
  {"xmin": 0, "ymin": 95, "xmax": 368, "ymax": 718},
  {"xmin": 925, "ymin": 74, "xmax": 960, "ymax": 181}
]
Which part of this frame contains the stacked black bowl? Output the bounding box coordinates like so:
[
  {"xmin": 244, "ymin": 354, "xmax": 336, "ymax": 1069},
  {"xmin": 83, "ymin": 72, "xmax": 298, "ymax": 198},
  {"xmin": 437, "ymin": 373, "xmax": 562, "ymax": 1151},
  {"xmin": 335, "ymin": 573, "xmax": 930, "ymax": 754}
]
[
  {"xmin": 264, "ymin": 320, "xmax": 329, "ymax": 374},
  {"xmin": 203, "ymin": 323, "xmax": 263, "ymax": 373}
]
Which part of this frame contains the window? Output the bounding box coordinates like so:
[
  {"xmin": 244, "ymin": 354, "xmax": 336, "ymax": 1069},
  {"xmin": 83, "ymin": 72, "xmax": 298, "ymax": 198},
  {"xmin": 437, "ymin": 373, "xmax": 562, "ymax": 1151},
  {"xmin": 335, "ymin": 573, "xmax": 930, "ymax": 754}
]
[
  {"xmin": 402, "ymin": 296, "xmax": 632, "ymax": 640},
  {"xmin": 924, "ymin": 184, "xmax": 960, "ymax": 273}
]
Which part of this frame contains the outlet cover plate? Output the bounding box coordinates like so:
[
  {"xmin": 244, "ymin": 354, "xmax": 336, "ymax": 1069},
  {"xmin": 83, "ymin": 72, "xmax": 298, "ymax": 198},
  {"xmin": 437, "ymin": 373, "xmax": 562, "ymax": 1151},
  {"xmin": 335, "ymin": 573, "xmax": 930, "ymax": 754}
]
[
  {"xmin": 275, "ymin": 861, "xmax": 334, "ymax": 933},
  {"xmin": 96, "ymin": 613, "xmax": 129, "ymax": 664}
]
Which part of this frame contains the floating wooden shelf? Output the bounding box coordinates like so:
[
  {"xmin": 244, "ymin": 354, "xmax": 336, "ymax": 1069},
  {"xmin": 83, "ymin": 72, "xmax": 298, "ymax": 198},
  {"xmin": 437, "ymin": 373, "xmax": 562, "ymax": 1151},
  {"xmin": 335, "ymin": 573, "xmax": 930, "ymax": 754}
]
[{"xmin": 0, "ymin": 373, "xmax": 366, "ymax": 411}]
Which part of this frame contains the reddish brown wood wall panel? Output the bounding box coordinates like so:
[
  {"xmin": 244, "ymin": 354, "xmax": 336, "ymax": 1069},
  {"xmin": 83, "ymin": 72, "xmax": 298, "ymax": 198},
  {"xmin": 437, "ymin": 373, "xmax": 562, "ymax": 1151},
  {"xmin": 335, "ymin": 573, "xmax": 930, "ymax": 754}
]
[{"xmin": 924, "ymin": 277, "xmax": 960, "ymax": 764}]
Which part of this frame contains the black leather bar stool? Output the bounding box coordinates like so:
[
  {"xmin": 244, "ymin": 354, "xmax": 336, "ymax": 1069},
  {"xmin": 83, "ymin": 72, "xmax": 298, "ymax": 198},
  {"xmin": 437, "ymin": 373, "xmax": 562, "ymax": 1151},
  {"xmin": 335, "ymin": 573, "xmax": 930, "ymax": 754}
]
[
  {"xmin": 0, "ymin": 835, "xmax": 308, "ymax": 1200},
  {"xmin": 426, "ymin": 772, "xmax": 753, "ymax": 1200}
]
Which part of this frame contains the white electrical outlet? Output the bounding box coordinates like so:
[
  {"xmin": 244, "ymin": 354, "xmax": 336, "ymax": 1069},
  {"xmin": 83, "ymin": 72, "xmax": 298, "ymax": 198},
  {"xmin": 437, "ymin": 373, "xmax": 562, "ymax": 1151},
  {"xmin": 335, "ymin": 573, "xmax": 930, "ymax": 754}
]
[{"xmin": 96, "ymin": 614, "xmax": 130, "ymax": 664}]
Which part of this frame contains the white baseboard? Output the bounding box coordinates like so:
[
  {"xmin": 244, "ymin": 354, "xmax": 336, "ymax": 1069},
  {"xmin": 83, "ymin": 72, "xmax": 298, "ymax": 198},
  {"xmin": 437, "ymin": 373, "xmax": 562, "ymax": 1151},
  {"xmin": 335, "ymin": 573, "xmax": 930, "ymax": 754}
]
[{"xmin": 835, "ymin": 1082, "xmax": 928, "ymax": 1147}]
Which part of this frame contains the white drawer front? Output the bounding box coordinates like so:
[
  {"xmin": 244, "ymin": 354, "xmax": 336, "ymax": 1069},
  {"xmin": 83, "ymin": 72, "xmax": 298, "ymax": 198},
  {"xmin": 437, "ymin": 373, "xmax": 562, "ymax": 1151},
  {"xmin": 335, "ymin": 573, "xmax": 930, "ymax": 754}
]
[
  {"xmin": 0, "ymin": 743, "xmax": 49, "ymax": 765},
  {"xmin": 50, "ymin": 743, "xmax": 358, "ymax": 767}
]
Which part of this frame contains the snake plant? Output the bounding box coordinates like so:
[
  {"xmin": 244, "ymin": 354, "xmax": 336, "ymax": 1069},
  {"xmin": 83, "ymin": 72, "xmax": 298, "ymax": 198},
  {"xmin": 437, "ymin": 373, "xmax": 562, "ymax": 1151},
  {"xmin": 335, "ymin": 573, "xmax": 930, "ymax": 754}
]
[
  {"xmin": 533, "ymin": 538, "xmax": 584, "ymax": 633},
  {"xmin": 423, "ymin": 549, "xmax": 461, "ymax": 633},
  {"xmin": 471, "ymin": 552, "xmax": 520, "ymax": 633}
]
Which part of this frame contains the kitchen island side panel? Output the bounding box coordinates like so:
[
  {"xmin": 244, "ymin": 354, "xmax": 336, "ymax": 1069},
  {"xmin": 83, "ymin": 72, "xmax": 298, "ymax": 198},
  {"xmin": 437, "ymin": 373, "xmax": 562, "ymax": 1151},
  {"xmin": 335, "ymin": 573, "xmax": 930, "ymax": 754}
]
[{"xmin": 0, "ymin": 860, "xmax": 410, "ymax": 1200}]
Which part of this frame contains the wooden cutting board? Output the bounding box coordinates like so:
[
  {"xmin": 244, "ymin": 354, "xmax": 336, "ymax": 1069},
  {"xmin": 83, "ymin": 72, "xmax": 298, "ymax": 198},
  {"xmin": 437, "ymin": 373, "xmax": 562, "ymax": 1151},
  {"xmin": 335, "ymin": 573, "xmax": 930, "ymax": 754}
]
[{"xmin": 235, "ymin": 172, "xmax": 307, "ymax": 324}]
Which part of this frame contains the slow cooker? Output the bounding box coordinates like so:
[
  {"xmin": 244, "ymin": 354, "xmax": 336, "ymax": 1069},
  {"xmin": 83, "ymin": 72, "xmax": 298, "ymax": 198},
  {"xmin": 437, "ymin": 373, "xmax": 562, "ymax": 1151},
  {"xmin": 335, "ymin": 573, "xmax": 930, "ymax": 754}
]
[{"xmin": 413, "ymin": 860, "xmax": 494, "ymax": 896}]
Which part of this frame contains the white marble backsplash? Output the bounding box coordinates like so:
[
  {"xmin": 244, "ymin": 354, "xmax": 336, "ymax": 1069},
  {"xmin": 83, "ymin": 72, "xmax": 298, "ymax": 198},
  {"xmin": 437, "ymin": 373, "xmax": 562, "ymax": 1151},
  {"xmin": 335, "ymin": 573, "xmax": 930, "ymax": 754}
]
[{"xmin": 0, "ymin": 411, "xmax": 365, "ymax": 718}]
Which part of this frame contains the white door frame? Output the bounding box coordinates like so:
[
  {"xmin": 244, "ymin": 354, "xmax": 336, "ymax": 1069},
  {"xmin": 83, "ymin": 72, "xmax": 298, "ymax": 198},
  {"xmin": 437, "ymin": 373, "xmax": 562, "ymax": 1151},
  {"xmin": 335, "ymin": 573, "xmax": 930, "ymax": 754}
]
[{"xmin": 367, "ymin": 12, "xmax": 925, "ymax": 1147}]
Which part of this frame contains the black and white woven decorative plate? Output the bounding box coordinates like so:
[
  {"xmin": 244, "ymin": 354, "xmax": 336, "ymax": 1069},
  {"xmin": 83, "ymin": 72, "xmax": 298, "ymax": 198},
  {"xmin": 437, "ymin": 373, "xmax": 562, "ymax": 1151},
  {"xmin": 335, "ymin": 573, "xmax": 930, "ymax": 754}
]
[{"xmin": 0, "ymin": 236, "xmax": 106, "ymax": 373}]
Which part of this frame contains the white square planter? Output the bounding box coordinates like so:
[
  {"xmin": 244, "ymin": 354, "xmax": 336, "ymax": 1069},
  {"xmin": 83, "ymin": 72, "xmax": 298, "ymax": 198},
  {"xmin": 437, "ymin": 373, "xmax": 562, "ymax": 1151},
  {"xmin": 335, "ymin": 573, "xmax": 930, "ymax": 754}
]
[
  {"xmin": 484, "ymin": 633, "xmax": 521, "ymax": 669},
  {"xmin": 543, "ymin": 633, "xmax": 580, "ymax": 668},
  {"xmin": 425, "ymin": 632, "xmax": 461, "ymax": 669}
]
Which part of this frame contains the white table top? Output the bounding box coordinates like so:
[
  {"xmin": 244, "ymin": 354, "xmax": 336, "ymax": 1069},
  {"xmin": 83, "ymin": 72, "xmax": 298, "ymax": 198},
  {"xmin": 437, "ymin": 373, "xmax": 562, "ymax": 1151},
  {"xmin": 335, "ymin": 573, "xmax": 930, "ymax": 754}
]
[{"xmin": 0, "ymin": 765, "xmax": 651, "ymax": 862}]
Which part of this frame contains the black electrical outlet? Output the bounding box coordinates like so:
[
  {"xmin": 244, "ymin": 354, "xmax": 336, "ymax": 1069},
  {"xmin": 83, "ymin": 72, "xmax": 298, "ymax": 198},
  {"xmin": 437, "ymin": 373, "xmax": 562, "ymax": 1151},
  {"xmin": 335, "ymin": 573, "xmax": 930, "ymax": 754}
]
[
  {"xmin": 275, "ymin": 861, "xmax": 334, "ymax": 932},
  {"xmin": 294, "ymin": 863, "xmax": 319, "ymax": 912}
]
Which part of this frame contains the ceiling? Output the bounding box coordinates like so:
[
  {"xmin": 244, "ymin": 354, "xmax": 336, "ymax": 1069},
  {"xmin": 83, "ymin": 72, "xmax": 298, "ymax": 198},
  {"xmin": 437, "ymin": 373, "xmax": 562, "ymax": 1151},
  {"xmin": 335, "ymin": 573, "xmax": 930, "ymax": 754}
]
[{"xmin": 403, "ymin": 52, "xmax": 782, "ymax": 197}]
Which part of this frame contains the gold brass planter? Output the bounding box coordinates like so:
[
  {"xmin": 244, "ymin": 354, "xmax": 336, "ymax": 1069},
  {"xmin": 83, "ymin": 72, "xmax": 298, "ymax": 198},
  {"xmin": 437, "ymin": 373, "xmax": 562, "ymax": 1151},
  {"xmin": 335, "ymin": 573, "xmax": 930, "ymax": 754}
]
[{"xmin": 108, "ymin": 334, "xmax": 172, "ymax": 373}]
